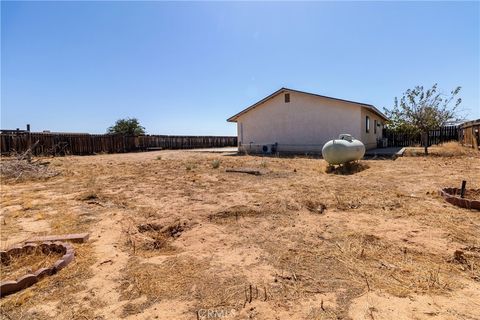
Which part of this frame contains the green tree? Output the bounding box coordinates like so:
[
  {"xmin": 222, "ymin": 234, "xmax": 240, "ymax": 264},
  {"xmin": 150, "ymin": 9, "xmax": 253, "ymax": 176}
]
[
  {"xmin": 384, "ymin": 84, "xmax": 461, "ymax": 155},
  {"xmin": 107, "ymin": 118, "xmax": 145, "ymax": 135}
]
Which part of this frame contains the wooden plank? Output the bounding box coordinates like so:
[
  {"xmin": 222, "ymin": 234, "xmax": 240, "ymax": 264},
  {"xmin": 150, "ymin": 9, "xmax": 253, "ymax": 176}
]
[
  {"xmin": 26, "ymin": 233, "xmax": 90, "ymax": 243},
  {"xmin": 226, "ymin": 168, "xmax": 263, "ymax": 175}
]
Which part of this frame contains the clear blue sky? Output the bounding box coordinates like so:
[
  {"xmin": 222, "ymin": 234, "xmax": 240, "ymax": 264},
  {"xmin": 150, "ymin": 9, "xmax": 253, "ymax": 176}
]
[{"xmin": 1, "ymin": 1, "xmax": 479, "ymax": 135}]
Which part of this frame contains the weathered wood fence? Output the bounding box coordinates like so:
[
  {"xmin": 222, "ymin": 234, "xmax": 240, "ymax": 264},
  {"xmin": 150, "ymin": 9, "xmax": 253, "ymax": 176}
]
[
  {"xmin": 459, "ymin": 119, "xmax": 480, "ymax": 149},
  {"xmin": 0, "ymin": 131, "xmax": 237, "ymax": 156},
  {"xmin": 382, "ymin": 126, "xmax": 459, "ymax": 148}
]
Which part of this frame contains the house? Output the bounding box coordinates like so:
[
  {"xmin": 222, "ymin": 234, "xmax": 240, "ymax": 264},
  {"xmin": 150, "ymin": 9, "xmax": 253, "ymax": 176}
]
[{"xmin": 227, "ymin": 87, "xmax": 389, "ymax": 153}]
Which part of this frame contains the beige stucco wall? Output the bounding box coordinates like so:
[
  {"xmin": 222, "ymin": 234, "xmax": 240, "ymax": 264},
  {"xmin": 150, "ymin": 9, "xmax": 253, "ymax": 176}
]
[
  {"xmin": 236, "ymin": 91, "xmax": 365, "ymax": 153},
  {"xmin": 360, "ymin": 108, "xmax": 385, "ymax": 150}
]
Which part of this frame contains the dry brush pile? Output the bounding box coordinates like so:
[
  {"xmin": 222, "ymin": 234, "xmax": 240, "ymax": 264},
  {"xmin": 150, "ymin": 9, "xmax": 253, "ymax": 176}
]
[{"xmin": 0, "ymin": 147, "xmax": 59, "ymax": 182}]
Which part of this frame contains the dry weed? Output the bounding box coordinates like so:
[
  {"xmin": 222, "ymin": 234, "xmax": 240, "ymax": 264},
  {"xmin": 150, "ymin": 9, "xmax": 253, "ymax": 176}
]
[{"xmin": 405, "ymin": 142, "xmax": 478, "ymax": 157}]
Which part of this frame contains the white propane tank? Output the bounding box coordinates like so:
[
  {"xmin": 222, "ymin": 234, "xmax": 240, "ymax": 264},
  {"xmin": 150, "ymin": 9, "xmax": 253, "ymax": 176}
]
[{"xmin": 322, "ymin": 134, "xmax": 366, "ymax": 165}]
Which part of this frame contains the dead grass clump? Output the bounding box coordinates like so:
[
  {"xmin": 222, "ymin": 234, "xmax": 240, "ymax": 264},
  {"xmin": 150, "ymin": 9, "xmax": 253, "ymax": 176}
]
[
  {"xmin": 0, "ymin": 159, "xmax": 59, "ymax": 182},
  {"xmin": 209, "ymin": 205, "xmax": 259, "ymax": 222},
  {"xmin": 143, "ymin": 232, "xmax": 171, "ymax": 251},
  {"xmin": 325, "ymin": 161, "xmax": 369, "ymax": 175},
  {"xmin": 49, "ymin": 209, "xmax": 93, "ymax": 235},
  {"xmin": 404, "ymin": 147, "xmax": 420, "ymax": 157},
  {"xmin": 119, "ymin": 256, "xmax": 246, "ymax": 316},
  {"xmin": 303, "ymin": 200, "xmax": 327, "ymax": 214},
  {"xmin": 185, "ymin": 162, "xmax": 197, "ymax": 171},
  {"xmin": 332, "ymin": 233, "xmax": 459, "ymax": 297},
  {"xmin": 122, "ymin": 300, "xmax": 152, "ymax": 318},
  {"xmin": 137, "ymin": 222, "xmax": 162, "ymax": 233},
  {"xmin": 1, "ymin": 247, "xmax": 63, "ymax": 281},
  {"xmin": 76, "ymin": 191, "xmax": 99, "ymax": 202},
  {"xmin": 380, "ymin": 198, "xmax": 404, "ymax": 211},
  {"xmin": 450, "ymin": 247, "xmax": 480, "ymax": 281},
  {"xmin": 208, "ymin": 204, "xmax": 283, "ymax": 223},
  {"xmin": 306, "ymin": 305, "xmax": 340, "ymax": 320},
  {"xmin": 432, "ymin": 141, "xmax": 475, "ymax": 157},
  {"xmin": 259, "ymin": 237, "xmax": 361, "ymax": 318},
  {"xmin": 334, "ymin": 194, "xmax": 362, "ymax": 210},
  {"xmin": 124, "ymin": 220, "xmax": 189, "ymax": 256},
  {"xmin": 460, "ymin": 189, "xmax": 480, "ymax": 201}
]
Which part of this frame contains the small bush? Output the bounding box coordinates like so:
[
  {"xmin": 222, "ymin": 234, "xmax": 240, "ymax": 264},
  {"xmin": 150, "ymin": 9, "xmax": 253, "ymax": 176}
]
[
  {"xmin": 185, "ymin": 163, "xmax": 196, "ymax": 171},
  {"xmin": 211, "ymin": 159, "xmax": 220, "ymax": 169},
  {"xmin": 260, "ymin": 160, "xmax": 268, "ymax": 168},
  {"xmin": 156, "ymin": 156, "xmax": 162, "ymax": 160}
]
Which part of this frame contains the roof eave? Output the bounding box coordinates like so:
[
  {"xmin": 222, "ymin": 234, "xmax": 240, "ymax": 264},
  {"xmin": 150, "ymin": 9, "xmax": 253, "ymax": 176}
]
[
  {"xmin": 364, "ymin": 105, "xmax": 389, "ymax": 121},
  {"xmin": 226, "ymin": 87, "xmax": 389, "ymax": 122},
  {"xmin": 226, "ymin": 87, "xmax": 287, "ymax": 123}
]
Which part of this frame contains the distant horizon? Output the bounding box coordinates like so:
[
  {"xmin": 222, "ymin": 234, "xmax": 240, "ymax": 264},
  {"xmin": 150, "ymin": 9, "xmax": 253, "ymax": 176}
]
[{"xmin": 2, "ymin": 1, "xmax": 479, "ymax": 135}]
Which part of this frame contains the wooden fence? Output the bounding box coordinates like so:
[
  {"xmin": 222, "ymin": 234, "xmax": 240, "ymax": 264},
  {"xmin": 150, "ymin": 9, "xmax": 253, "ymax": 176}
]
[
  {"xmin": 459, "ymin": 119, "xmax": 480, "ymax": 149},
  {"xmin": 0, "ymin": 131, "xmax": 237, "ymax": 156},
  {"xmin": 382, "ymin": 126, "xmax": 459, "ymax": 148}
]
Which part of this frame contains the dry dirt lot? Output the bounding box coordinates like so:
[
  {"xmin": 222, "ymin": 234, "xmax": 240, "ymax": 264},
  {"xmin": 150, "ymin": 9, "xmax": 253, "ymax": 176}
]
[{"xmin": 1, "ymin": 145, "xmax": 479, "ymax": 320}]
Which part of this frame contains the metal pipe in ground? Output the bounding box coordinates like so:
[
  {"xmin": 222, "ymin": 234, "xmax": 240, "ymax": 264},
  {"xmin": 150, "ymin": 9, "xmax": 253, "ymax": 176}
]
[{"xmin": 460, "ymin": 180, "xmax": 466, "ymax": 198}]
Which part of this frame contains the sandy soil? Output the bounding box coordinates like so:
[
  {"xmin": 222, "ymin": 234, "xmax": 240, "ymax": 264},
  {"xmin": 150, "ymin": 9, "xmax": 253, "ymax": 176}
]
[{"xmin": 1, "ymin": 147, "xmax": 479, "ymax": 320}]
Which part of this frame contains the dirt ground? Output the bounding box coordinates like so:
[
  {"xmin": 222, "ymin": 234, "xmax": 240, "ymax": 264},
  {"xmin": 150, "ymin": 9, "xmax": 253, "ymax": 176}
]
[{"xmin": 1, "ymin": 145, "xmax": 479, "ymax": 320}]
